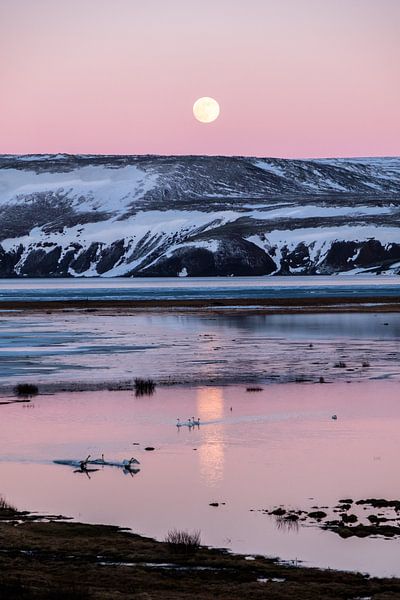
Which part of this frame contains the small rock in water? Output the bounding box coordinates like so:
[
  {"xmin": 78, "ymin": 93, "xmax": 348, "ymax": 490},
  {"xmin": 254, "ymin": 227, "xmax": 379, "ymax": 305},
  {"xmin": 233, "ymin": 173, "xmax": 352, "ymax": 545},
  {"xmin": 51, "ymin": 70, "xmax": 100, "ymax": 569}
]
[
  {"xmin": 368, "ymin": 514, "xmax": 379, "ymax": 523},
  {"xmin": 270, "ymin": 508, "xmax": 286, "ymax": 516},
  {"xmin": 144, "ymin": 447, "xmax": 155, "ymax": 451},
  {"xmin": 341, "ymin": 513, "xmax": 358, "ymax": 523},
  {"xmin": 308, "ymin": 511, "xmax": 327, "ymax": 520}
]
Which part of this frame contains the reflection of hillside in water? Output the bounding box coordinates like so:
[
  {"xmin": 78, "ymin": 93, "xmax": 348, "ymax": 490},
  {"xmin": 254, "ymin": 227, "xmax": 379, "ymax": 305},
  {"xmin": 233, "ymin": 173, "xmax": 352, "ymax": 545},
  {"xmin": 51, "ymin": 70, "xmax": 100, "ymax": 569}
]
[
  {"xmin": 0, "ymin": 312, "xmax": 400, "ymax": 386},
  {"xmin": 196, "ymin": 387, "xmax": 225, "ymax": 487}
]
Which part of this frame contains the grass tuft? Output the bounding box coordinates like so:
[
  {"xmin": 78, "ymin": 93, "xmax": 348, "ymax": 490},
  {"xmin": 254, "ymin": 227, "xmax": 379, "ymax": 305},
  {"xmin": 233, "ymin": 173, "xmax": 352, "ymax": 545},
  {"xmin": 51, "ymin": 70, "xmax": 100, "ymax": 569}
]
[
  {"xmin": 0, "ymin": 496, "xmax": 17, "ymax": 512},
  {"xmin": 134, "ymin": 378, "xmax": 156, "ymax": 397},
  {"xmin": 164, "ymin": 528, "xmax": 201, "ymax": 553},
  {"xmin": 14, "ymin": 383, "xmax": 39, "ymax": 397}
]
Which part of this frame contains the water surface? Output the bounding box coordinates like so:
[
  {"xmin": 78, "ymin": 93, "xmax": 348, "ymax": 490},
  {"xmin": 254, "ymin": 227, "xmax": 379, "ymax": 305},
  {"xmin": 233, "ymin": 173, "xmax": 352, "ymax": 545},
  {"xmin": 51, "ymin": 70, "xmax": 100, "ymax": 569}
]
[
  {"xmin": 0, "ymin": 382, "xmax": 399, "ymax": 576},
  {"xmin": 1, "ymin": 311, "xmax": 399, "ymax": 386},
  {"xmin": 1, "ymin": 275, "xmax": 400, "ymax": 302}
]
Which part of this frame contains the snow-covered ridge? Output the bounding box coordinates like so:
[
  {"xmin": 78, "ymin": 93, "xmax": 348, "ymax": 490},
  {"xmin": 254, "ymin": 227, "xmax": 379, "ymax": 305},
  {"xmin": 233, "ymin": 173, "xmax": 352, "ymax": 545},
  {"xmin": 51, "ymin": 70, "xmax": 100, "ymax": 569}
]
[{"xmin": 0, "ymin": 154, "xmax": 399, "ymax": 277}]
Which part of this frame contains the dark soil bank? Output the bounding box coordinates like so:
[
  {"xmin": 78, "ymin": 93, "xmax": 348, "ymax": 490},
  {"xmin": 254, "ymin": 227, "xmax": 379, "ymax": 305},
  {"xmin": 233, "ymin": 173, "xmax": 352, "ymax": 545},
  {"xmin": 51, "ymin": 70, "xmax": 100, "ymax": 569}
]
[{"xmin": 1, "ymin": 504, "xmax": 400, "ymax": 599}]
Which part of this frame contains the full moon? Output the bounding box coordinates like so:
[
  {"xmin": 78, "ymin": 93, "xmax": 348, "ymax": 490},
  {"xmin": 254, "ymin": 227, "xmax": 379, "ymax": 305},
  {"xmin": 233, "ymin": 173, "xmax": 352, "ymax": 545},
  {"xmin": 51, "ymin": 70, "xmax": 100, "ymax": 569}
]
[{"xmin": 193, "ymin": 97, "xmax": 220, "ymax": 123}]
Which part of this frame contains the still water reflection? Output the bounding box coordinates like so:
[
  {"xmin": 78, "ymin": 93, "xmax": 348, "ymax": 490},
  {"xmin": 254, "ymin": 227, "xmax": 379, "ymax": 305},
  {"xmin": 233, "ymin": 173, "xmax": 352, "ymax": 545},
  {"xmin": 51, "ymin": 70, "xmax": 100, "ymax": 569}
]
[
  {"xmin": 1, "ymin": 382, "xmax": 400, "ymax": 576},
  {"xmin": 197, "ymin": 388, "xmax": 225, "ymax": 486},
  {"xmin": 1, "ymin": 311, "xmax": 400, "ymax": 385}
]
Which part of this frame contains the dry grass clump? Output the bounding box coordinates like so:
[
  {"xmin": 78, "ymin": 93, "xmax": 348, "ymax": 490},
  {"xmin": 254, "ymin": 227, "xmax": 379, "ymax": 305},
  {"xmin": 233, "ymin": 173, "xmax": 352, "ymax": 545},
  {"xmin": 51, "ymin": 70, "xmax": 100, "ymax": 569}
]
[
  {"xmin": 14, "ymin": 383, "xmax": 39, "ymax": 397},
  {"xmin": 134, "ymin": 378, "xmax": 156, "ymax": 396},
  {"xmin": 0, "ymin": 496, "xmax": 17, "ymax": 512},
  {"xmin": 164, "ymin": 528, "xmax": 201, "ymax": 553}
]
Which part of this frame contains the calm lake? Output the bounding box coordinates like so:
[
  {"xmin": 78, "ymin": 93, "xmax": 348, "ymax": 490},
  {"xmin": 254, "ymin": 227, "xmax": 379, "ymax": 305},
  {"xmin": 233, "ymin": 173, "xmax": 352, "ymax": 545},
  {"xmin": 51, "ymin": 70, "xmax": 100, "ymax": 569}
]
[
  {"xmin": 1, "ymin": 311, "xmax": 400, "ymax": 385},
  {"xmin": 0, "ymin": 275, "xmax": 400, "ymax": 302},
  {"xmin": 1, "ymin": 276, "xmax": 400, "ymax": 576},
  {"xmin": 1, "ymin": 382, "xmax": 400, "ymax": 577}
]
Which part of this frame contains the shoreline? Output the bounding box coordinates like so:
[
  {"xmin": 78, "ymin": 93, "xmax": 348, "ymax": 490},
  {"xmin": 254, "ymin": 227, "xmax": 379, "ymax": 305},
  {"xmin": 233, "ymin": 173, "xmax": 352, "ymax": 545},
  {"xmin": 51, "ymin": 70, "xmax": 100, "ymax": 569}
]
[
  {"xmin": 1, "ymin": 504, "xmax": 400, "ymax": 599},
  {"xmin": 1, "ymin": 376, "xmax": 399, "ymax": 401},
  {"xmin": 1, "ymin": 294, "xmax": 400, "ymax": 314}
]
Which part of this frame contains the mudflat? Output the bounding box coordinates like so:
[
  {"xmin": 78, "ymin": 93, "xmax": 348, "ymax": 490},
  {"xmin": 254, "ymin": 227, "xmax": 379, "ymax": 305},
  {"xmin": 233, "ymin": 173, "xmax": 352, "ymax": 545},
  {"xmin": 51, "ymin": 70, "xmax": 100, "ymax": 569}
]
[
  {"xmin": 1, "ymin": 504, "xmax": 400, "ymax": 600},
  {"xmin": 1, "ymin": 294, "xmax": 400, "ymax": 314}
]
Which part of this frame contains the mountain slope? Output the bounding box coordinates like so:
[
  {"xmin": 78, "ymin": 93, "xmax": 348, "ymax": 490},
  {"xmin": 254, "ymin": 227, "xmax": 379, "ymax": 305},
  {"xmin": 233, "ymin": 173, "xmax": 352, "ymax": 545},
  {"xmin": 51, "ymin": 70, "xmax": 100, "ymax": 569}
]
[{"xmin": 0, "ymin": 154, "xmax": 399, "ymax": 277}]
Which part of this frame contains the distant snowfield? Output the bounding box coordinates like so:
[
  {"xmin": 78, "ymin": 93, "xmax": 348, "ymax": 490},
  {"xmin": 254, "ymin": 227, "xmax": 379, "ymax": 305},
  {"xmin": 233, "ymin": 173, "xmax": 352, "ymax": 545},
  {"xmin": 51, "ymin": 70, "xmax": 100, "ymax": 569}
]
[
  {"xmin": 0, "ymin": 155, "xmax": 399, "ymax": 277},
  {"xmin": 0, "ymin": 165, "xmax": 158, "ymax": 214}
]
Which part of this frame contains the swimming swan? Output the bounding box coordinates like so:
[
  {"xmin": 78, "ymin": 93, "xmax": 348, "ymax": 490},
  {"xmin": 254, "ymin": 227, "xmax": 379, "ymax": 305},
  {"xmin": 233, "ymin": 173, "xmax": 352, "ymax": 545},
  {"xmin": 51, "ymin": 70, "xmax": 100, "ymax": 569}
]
[{"xmin": 123, "ymin": 457, "xmax": 140, "ymax": 469}]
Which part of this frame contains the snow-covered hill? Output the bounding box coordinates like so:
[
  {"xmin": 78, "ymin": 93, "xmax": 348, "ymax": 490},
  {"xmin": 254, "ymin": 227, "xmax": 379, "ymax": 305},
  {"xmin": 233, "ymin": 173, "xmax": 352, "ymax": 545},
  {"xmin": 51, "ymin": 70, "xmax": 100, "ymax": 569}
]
[{"xmin": 0, "ymin": 154, "xmax": 399, "ymax": 277}]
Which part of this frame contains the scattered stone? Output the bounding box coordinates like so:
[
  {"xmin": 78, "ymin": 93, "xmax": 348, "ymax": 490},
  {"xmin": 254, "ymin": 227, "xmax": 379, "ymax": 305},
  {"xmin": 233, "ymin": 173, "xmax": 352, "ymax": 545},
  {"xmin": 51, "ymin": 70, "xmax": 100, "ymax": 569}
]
[
  {"xmin": 209, "ymin": 502, "xmax": 219, "ymax": 507},
  {"xmin": 332, "ymin": 524, "xmax": 400, "ymax": 539},
  {"xmin": 264, "ymin": 497, "xmax": 400, "ymax": 541},
  {"xmin": 144, "ymin": 447, "xmax": 155, "ymax": 451},
  {"xmin": 341, "ymin": 513, "xmax": 358, "ymax": 524},
  {"xmin": 356, "ymin": 498, "xmax": 400, "ymax": 510},
  {"xmin": 308, "ymin": 511, "xmax": 327, "ymax": 520},
  {"xmin": 270, "ymin": 508, "xmax": 286, "ymax": 516},
  {"xmin": 367, "ymin": 515, "xmax": 379, "ymax": 523},
  {"xmin": 284, "ymin": 514, "xmax": 299, "ymax": 522}
]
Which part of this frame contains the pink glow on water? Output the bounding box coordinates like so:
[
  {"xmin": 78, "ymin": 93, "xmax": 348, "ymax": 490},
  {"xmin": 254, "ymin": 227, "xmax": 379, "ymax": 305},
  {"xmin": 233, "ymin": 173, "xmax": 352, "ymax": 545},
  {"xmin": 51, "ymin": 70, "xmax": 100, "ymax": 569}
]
[
  {"xmin": 1, "ymin": 382, "xmax": 400, "ymax": 574},
  {"xmin": 0, "ymin": 0, "xmax": 399, "ymax": 157}
]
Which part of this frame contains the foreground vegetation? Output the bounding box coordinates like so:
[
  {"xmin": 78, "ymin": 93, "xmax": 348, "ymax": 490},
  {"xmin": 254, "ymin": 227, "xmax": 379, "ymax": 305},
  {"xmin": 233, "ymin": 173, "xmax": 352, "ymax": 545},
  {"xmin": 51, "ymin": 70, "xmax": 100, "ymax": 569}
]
[
  {"xmin": 1, "ymin": 501, "xmax": 400, "ymax": 599},
  {"xmin": 13, "ymin": 383, "xmax": 39, "ymax": 397}
]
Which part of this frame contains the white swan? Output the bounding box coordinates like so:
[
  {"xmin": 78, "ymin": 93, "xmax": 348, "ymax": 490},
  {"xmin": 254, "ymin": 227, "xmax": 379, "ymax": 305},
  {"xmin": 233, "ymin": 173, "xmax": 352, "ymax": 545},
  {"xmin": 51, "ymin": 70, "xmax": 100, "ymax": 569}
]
[
  {"xmin": 90, "ymin": 453, "xmax": 105, "ymax": 464},
  {"xmin": 176, "ymin": 418, "xmax": 199, "ymax": 427}
]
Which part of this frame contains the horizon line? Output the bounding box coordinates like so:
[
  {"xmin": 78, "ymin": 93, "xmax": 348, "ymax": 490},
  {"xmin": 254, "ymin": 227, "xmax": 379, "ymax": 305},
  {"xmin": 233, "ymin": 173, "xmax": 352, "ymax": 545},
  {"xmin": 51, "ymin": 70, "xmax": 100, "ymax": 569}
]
[{"xmin": 1, "ymin": 153, "xmax": 399, "ymax": 161}]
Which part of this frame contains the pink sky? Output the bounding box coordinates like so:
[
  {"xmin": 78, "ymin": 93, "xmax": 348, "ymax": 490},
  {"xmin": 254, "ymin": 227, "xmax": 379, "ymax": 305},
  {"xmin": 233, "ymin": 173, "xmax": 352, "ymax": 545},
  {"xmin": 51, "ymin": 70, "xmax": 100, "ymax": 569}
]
[{"xmin": 0, "ymin": 0, "xmax": 399, "ymax": 157}]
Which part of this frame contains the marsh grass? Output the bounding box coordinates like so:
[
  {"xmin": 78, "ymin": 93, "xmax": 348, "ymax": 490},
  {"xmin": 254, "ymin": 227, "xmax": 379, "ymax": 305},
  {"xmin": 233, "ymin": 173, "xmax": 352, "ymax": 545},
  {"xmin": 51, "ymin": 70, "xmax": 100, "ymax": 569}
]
[
  {"xmin": 0, "ymin": 496, "xmax": 17, "ymax": 512},
  {"xmin": 134, "ymin": 378, "xmax": 156, "ymax": 396},
  {"xmin": 165, "ymin": 528, "xmax": 201, "ymax": 553},
  {"xmin": 14, "ymin": 383, "xmax": 39, "ymax": 397},
  {"xmin": 275, "ymin": 515, "xmax": 300, "ymax": 533}
]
